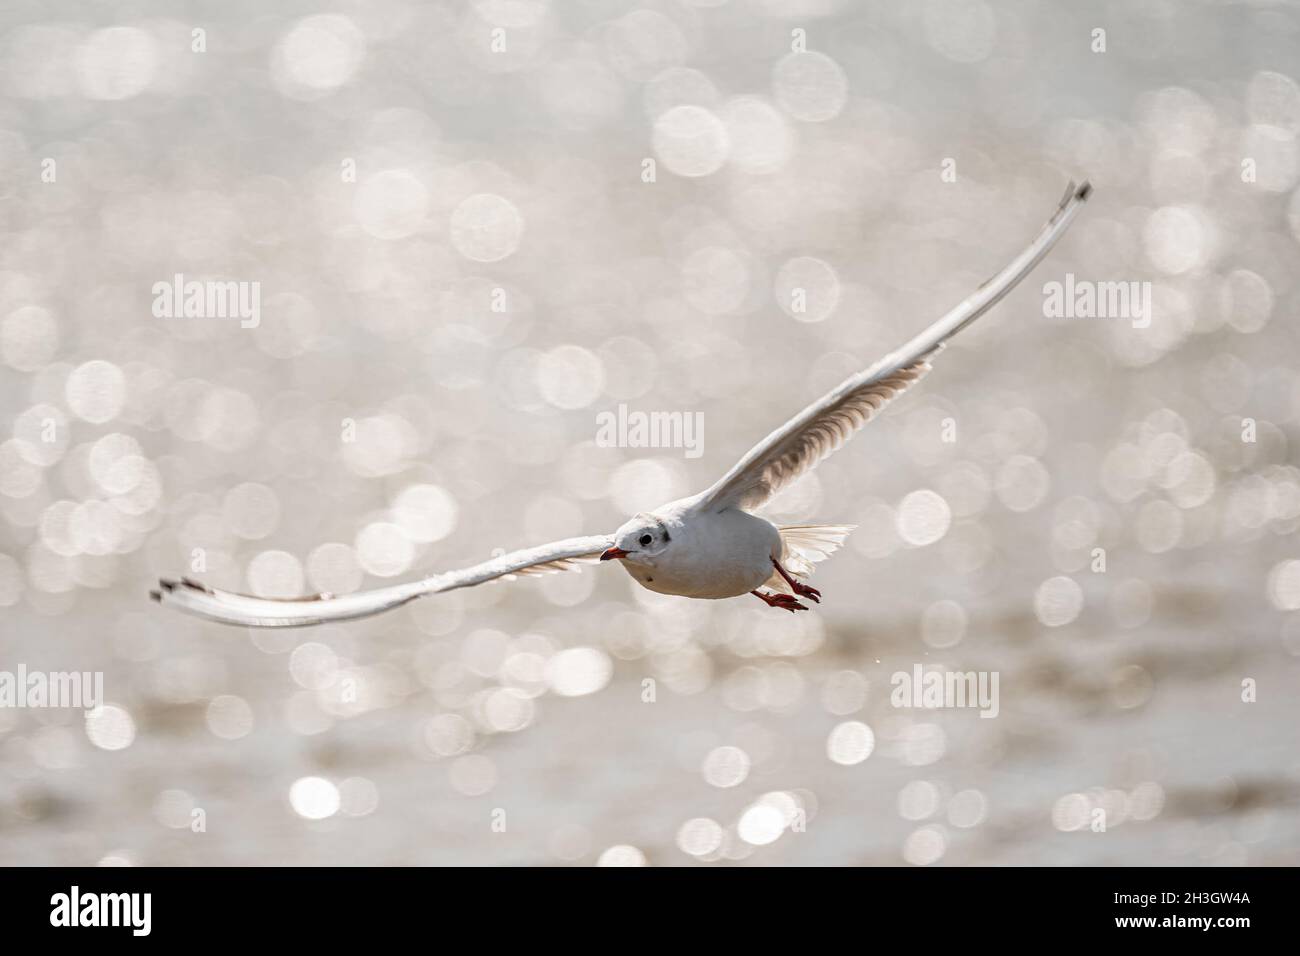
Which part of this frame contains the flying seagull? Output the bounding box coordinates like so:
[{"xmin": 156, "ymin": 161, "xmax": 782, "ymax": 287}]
[{"xmin": 153, "ymin": 181, "xmax": 1091, "ymax": 627}]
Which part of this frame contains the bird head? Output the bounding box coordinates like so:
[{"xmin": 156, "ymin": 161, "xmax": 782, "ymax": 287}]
[{"xmin": 601, "ymin": 514, "xmax": 672, "ymax": 563}]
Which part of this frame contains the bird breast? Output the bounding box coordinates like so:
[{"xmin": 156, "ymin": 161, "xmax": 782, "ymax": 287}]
[{"xmin": 621, "ymin": 508, "xmax": 781, "ymax": 600}]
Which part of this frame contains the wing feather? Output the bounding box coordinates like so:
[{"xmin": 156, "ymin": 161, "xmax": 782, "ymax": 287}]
[
  {"xmin": 698, "ymin": 181, "xmax": 1090, "ymax": 512},
  {"xmin": 152, "ymin": 534, "xmax": 613, "ymax": 628}
]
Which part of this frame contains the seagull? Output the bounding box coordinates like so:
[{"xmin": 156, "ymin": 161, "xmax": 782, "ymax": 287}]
[{"xmin": 153, "ymin": 181, "xmax": 1091, "ymax": 627}]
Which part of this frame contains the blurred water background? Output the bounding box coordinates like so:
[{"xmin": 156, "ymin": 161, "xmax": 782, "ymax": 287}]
[{"xmin": 2, "ymin": 0, "xmax": 1300, "ymax": 865}]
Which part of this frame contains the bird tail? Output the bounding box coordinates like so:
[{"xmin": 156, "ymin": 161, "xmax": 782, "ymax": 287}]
[{"xmin": 765, "ymin": 524, "xmax": 856, "ymax": 593}]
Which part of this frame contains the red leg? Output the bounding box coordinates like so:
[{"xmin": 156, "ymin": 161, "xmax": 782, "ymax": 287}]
[
  {"xmin": 770, "ymin": 558, "xmax": 821, "ymax": 603},
  {"xmin": 750, "ymin": 590, "xmax": 809, "ymax": 613}
]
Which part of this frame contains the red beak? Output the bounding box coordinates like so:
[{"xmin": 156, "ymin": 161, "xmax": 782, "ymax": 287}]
[{"xmin": 600, "ymin": 547, "xmax": 630, "ymax": 561}]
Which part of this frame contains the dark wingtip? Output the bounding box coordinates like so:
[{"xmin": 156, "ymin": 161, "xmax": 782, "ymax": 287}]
[
  {"xmin": 158, "ymin": 578, "xmax": 176, "ymax": 592},
  {"xmin": 1076, "ymin": 180, "xmax": 1092, "ymax": 201},
  {"xmin": 149, "ymin": 590, "xmax": 162, "ymax": 603}
]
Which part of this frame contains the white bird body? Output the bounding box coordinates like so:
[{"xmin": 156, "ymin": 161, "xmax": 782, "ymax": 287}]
[
  {"xmin": 153, "ymin": 182, "xmax": 1091, "ymax": 627},
  {"xmin": 612, "ymin": 498, "xmax": 783, "ymax": 600}
]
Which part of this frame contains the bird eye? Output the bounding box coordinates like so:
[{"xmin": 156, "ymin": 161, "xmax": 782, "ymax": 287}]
[{"xmin": 638, "ymin": 534, "xmax": 653, "ymax": 546}]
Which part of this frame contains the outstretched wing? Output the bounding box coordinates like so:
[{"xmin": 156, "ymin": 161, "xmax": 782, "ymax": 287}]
[
  {"xmin": 697, "ymin": 181, "xmax": 1091, "ymax": 513},
  {"xmin": 151, "ymin": 534, "xmax": 614, "ymax": 628}
]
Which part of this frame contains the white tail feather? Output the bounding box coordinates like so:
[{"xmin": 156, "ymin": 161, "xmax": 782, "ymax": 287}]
[{"xmin": 764, "ymin": 524, "xmax": 856, "ymax": 594}]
